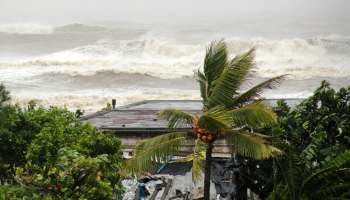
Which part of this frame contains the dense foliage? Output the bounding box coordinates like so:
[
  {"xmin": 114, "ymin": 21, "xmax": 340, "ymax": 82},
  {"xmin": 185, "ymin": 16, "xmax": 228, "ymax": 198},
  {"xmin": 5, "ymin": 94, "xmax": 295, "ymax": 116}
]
[
  {"xmin": 266, "ymin": 81, "xmax": 350, "ymax": 200},
  {"xmin": 278, "ymin": 81, "xmax": 350, "ymax": 155},
  {"xmin": 0, "ymin": 83, "xmax": 124, "ymax": 199},
  {"xmin": 235, "ymin": 82, "xmax": 350, "ymax": 200}
]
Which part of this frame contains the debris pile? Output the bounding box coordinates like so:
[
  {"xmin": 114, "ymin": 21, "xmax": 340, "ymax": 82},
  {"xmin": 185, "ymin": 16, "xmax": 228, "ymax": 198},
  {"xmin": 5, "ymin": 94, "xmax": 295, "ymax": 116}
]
[
  {"xmin": 121, "ymin": 160, "xmax": 242, "ymax": 199},
  {"xmin": 122, "ymin": 174, "xmax": 198, "ymax": 200}
]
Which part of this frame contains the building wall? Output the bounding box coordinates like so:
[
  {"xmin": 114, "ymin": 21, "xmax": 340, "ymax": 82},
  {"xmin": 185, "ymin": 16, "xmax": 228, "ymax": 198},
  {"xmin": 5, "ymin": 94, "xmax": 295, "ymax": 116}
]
[{"xmin": 105, "ymin": 131, "xmax": 234, "ymax": 158}]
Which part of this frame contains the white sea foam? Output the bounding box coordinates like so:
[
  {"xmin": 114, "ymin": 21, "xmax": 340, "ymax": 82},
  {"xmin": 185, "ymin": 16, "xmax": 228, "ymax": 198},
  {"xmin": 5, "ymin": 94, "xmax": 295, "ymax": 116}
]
[
  {"xmin": 225, "ymin": 37, "xmax": 350, "ymax": 79},
  {"xmin": 1, "ymin": 26, "xmax": 350, "ymax": 110},
  {"xmin": 11, "ymin": 88, "xmax": 200, "ymax": 113},
  {"xmin": 1, "ymin": 36, "xmax": 350, "ymax": 80},
  {"xmin": 0, "ymin": 38, "xmax": 204, "ymax": 79}
]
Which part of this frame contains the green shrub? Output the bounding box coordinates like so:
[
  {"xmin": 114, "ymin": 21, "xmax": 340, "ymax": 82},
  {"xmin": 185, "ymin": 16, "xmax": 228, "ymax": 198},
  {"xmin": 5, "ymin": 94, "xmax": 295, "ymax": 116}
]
[
  {"xmin": 14, "ymin": 109, "xmax": 124, "ymax": 199},
  {"xmin": 277, "ymin": 81, "xmax": 350, "ymax": 159},
  {"xmin": 16, "ymin": 148, "xmax": 119, "ymax": 200},
  {"xmin": 0, "ymin": 105, "xmax": 80, "ymax": 181},
  {"xmin": 0, "ymin": 83, "xmax": 124, "ymax": 199},
  {"xmin": 266, "ymin": 81, "xmax": 350, "ymax": 199},
  {"xmin": 0, "ymin": 84, "xmax": 10, "ymax": 106},
  {"xmin": 0, "ymin": 184, "xmax": 43, "ymax": 200}
]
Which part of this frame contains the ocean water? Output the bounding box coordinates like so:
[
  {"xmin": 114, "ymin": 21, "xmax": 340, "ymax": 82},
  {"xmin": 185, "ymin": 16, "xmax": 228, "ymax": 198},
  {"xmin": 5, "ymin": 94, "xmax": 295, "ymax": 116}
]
[{"xmin": 0, "ymin": 22, "xmax": 350, "ymax": 112}]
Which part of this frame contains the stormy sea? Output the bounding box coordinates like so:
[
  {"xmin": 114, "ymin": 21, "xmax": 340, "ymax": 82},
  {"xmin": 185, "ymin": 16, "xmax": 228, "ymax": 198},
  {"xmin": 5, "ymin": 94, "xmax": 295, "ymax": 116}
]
[{"xmin": 1, "ymin": 21, "xmax": 350, "ymax": 112}]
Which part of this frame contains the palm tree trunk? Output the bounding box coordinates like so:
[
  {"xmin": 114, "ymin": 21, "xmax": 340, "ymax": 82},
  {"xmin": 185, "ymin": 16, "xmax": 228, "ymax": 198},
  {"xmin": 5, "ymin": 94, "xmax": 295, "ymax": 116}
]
[{"xmin": 204, "ymin": 142, "xmax": 213, "ymax": 200}]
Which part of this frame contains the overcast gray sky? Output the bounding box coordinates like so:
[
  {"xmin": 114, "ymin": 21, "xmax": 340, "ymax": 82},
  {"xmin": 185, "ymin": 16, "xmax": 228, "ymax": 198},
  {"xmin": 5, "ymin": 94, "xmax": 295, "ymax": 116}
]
[{"xmin": 1, "ymin": 0, "xmax": 350, "ymax": 24}]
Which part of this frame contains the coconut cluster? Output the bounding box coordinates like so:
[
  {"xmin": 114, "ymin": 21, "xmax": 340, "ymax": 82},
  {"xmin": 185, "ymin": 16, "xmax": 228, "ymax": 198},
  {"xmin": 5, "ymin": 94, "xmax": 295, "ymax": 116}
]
[
  {"xmin": 192, "ymin": 117, "xmax": 223, "ymax": 143},
  {"xmin": 194, "ymin": 127, "xmax": 215, "ymax": 143}
]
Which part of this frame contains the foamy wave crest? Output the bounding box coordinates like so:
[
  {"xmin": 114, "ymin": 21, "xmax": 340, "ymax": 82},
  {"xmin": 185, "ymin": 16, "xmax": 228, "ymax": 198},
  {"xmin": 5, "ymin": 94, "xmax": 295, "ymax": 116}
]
[
  {"xmin": 11, "ymin": 88, "xmax": 200, "ymax": 113},
  {"xmin": 225, "ymin": 36, "xmax": 350, "ymax": 79},
  {"xmin": 0, "ymin": 38, "xmax": 203, "ymax": 79},
  {"xmin": 1, "ymin": 36, "xmax": 350, "ymax": 80},
  {"xmin": 0, "ymin": 23, "xmax": 54, "ymax": 34}
]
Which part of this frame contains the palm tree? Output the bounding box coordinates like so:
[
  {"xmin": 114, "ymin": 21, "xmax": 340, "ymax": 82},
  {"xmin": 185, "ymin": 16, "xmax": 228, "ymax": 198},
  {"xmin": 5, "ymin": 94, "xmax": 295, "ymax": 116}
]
[{"xmin": 126, "ymin": 40, "xmax": 285, "ymax": 199}]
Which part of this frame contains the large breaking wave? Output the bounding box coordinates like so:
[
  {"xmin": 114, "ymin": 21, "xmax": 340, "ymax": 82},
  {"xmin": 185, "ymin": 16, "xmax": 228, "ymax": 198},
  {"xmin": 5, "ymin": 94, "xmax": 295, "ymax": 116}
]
[
  {"xmin": 1, "ymin": 35, "xmax": 350, "ymax": 79},
  {"xmin": 1, "ymin": 22, "xmax": 350, "ymax": 111}
]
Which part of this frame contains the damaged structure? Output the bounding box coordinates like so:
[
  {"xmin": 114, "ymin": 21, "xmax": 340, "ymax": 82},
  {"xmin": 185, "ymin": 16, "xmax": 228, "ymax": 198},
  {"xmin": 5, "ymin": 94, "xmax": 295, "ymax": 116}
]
[{"xmin": 82, "ymin": 99, "xmax": 302, "ymax": 199}]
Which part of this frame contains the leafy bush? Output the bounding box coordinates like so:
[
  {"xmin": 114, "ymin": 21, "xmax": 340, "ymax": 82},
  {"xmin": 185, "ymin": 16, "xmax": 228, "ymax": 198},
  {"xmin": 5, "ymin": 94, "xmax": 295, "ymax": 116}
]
[
  {"xmin": 277, "ymin": 81, "xmax": 350, "ymax": 161},
  {"xmin": 0, "ymin": 184, "xmax": 43, "ymax": 200},
  {"xmin": 0, "ymin": 84, "xmax": 124, "ymax": 199},
  {"xmin": 2, "ymin": 106, "xmax": 77, "ymax": 166},
  {"xmin": 0, "ymin": 84, "xmax": 20, "ymax": 180},
  {"xmin": 16, "ymin": 148, "xmax": 120, "ymax": 200},
  {"xmin": 0, "ymin": 104, "xmax": 80, "ymax": 181},
  {"xmin": 267, "ymin": 81, "xmax": 350, "ymax": 200},
  {"xmin": 15, "ymin": 111, "xmax": 123, "ymax": 199},
  {"xmin": 237, "ymin": 82, "xmax": 350, "ymax": 199}
]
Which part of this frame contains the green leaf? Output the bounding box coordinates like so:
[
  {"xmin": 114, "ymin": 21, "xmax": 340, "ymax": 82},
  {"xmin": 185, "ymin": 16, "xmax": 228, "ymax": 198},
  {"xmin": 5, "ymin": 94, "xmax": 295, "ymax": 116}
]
[
  {"xmin": 158, "ymin": 109, "xmax": 194, "ymax": 130},
  {"xmin": 299, "ymin": 151, "xmax": 350, "ymax": 195},
  {"xmin": 323, "ymin": 150, "xmax": 350, "ymax": 168},
  {"xmin": 230, "ymin": 102, "xmax": 278, "ymax": 128},
  {"xmin": 198, "ymin": 106, "xmax": 232, "ymax": 132},
  {"xmin": 196, "ymin": 70, "xmax": 208, "ymax": 105},
  {"xmin": 228, "ymin": 131, "xmax": 282, "ymax": 160},
  {"xmin": 231, "ymin": 75, "xmax": 287, "ymax": 107},
  {"xmin": 125, "ymin": 132, "xmax": 187, "ymax": 174},
  {"xmin": 177, "ymin": 139, "xmax": 206, "ymax": 181},
  {"xmin": 203, "ymin": 40, "xmax": 228, "ymax": 87},
  {"xmin": 208, "ymin": 49, "xmax": 255, "ymax": 108},
  {"xmin": 315, "ymin": 183, "xmax": 350, "ymax": 198}
]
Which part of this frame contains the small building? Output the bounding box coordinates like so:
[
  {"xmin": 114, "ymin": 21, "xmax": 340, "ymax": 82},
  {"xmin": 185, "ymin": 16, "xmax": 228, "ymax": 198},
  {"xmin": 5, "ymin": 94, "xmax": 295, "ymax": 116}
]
[
  {"xmin": 81, "ymin": 99, "xmax": 302, "ymax": 199},
  {"xmin": 81, "ymin": 99, "xmax": 302, "ymax": 158}
]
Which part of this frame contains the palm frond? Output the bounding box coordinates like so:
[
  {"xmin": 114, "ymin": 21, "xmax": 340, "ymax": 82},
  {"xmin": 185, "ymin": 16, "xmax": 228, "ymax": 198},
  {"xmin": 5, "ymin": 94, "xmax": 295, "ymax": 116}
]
[
  {"xmin": 125, "ymin": 132, "xmax": 187, "ymax": 174},
  {"xmin": 230, "ymin": 102, "xmax": 277, "ymax": 128},
  {"xmin": 271, "ymin": 152, "xmax": 303, "ymax": 200},
  {"xmin": 231, "ymin": 75, "xmax": 287, "ymax": 107},
  {"xmin": 300, "ymin": 168, "xmax": 350, "ymax": 197},
  {"xmin": 203, "ymin": 40, "xmax": 228, "ymax": 87},
  {"xmin": 228, "ymin": 131, "xmax": 282, "ymax": 160},
  {"xmin": 323, "ymin": 150, "xmax": 350, "ymax": 168},
  {"xmin": 158, "ymin": 109, "xmax": 194, "ymax": 130},
  {"xmin": 196, "ymin": 70, "xmax": 208, "ymax": 105},
  {"xmin": 208, "ymin": 49, "xmax": 255, "ymax": 108},
  {"xmin": 198, "ymin": 106, "xmax": 232, "ymax": 132},
  {"xmin": 300, "ymin": 151, "xmax": 350, "ymax": 193},
  {"xmin": 177, "ymin": 139, "xmax": 206, "ymax": 181},
  {"xmin": 314, "ymin": 183, "xmax": 350, "ymax": 199},
  {"xmin": 301, "ymin": 138, "xmax": 325, "ymax": 169}
]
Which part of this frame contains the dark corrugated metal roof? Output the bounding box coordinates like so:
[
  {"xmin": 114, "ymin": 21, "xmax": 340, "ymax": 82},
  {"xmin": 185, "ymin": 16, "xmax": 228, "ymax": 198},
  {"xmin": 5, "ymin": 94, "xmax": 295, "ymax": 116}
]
[{"xmin": 82, "ymin": 99, "xmax": 303, "ymax": 131}]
